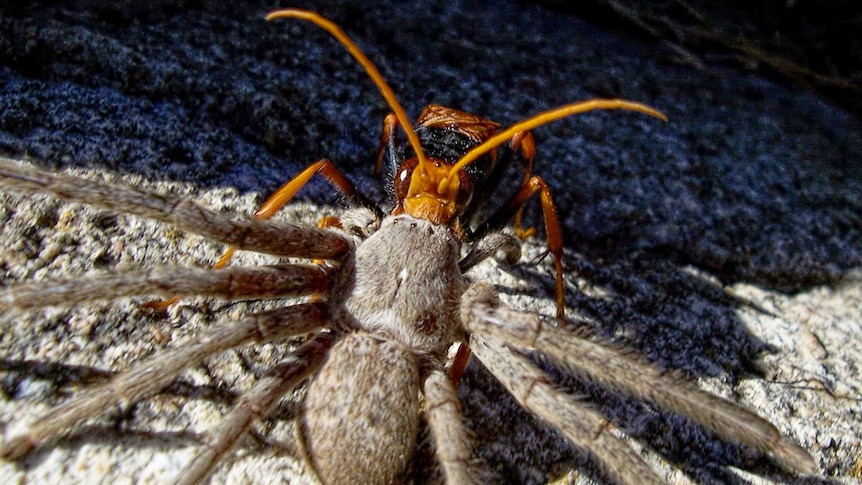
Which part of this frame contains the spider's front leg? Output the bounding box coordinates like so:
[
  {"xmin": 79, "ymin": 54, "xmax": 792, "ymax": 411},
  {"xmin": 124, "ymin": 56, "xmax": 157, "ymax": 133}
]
[
  {"xmin": 461, "ymin": 282, "xmax": 816, "ymax": 484},
  {"xmin": 0, "ymin": 157, "xmax": 348, "ymax": 261}
]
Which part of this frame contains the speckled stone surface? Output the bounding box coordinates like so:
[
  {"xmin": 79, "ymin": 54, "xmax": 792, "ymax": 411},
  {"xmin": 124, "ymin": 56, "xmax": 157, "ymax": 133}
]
[{"xmin": 0, "ymin": 1, "xmax": 860, "ymax": 484}]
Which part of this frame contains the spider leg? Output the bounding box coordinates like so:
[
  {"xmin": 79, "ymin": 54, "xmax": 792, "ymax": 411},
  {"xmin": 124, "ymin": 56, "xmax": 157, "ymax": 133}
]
[
  {"xmin": 471, "ymin": 333, "xmax": 664, "ymax": 485},
  {"xmin": 0, "ymin": 157, "xmax": 348, "ymax": 260},
  {"xmin": 461, "ymin": 283, "xmax": 817, "ymax": 477},
  {"xmin": 176, "ymin": 331, "xmax": 336, "ymax": 485},
  {"xmin": 1, "ymin": 264, "xmax": 329, "ymax": 310},
  {"xmin": 0, "ymin": 302, "xmax": 329, "ymax": 460},
  {"xmin": 459, "ymin": 231, "xmax": 521, "ymax": 273},
  {"xmin": 424, "ymin": 369, "xmax": 480, "ymax": 484},
  {"xmin": 214, "ymin": 158, "xmax": 371, "ymax": 269}
]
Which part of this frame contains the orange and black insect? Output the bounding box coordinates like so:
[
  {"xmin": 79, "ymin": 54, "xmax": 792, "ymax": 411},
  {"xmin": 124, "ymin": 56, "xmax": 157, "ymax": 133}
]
[{"xmin": 212, "ymin": 9, "xmax": 666, "ymax": 323}]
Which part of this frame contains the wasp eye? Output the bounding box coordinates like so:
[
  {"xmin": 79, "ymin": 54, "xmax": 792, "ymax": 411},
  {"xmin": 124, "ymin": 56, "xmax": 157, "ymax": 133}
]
[
  {"xmin": 394, "ymin": 158, "xmax": 419, "ymax": 202},
  {"xmin": 454, "ymin": 170, "xmax": 473, "ymax": 215}
]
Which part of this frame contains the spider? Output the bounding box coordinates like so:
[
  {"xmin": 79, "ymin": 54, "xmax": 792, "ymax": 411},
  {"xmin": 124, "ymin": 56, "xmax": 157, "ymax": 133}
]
[{"xmin": 0, "ymin": 8, "xmax": 816, "ymax": 485}]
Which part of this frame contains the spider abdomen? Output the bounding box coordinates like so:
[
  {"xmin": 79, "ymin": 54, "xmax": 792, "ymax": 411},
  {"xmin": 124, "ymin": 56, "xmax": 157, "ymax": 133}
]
[{"xmin": 300, "ymin": 332, "xmax": 420, "ymax": 485}]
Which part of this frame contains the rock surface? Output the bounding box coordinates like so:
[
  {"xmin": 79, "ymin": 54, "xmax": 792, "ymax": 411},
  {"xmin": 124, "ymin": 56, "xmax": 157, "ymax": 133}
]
[{"xmin": 0, "ymin": 1, "xmax": 860, "ymax": 484}]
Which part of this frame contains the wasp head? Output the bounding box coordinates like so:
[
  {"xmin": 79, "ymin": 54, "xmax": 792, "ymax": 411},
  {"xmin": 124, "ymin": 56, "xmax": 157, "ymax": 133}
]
[{"xmin": 393, "ymin": 157, "xmax": 472, "ymax": 227}]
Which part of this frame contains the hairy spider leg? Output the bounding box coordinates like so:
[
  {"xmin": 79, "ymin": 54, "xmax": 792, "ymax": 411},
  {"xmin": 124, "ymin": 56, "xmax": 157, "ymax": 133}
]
[
  {"xmin": 142, "ymin": 160, "xmax": 359, "ymax": 311},
  {"xmin": 215, "ymin": 159, "xmax": 359, "ymax": 269}
]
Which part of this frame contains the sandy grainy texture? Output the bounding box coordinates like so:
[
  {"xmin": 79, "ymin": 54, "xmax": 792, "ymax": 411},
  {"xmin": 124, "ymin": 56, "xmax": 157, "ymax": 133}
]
[
  {"xmin": 1, "ymin": 164, "xmax": 859, "ymax": 484},
  {"xmin": 0, "ymin": 0, "xmax": 860, "ymax": 484}
]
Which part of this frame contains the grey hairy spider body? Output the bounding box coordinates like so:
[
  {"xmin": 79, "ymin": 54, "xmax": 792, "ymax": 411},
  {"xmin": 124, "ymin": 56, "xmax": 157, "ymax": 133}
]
[{"xmin": 0, "ymin": 8, "xmax": 819, "ymax": 485}]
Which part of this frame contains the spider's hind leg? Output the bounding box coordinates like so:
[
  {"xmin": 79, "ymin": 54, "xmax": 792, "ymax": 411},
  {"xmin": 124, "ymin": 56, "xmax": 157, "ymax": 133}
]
[
  {"xmin": 461, "ymin": 282, "xmax": 817, "ymax": 482},
  {"xmin": 463, "ymin": 282, "xmax": 663, "ymax": 485},
  {"xmin": 176, "ymin": 331, "xmax": 336, "ymax": 485},
  {"xmin": 424, "ymin": 368, "xmax": 483, "ymax": 484},
  {"xmin": 0, "ymin": 302, "xmax": 329, "ymax": 461}
]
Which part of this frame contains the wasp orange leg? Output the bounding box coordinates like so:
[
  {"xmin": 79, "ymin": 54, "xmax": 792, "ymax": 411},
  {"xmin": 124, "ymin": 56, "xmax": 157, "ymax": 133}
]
[
  {"xmin": 448, "ymin": 344, "xmax": 472, "ymax": 385},
  {"xmin": 506, "ymin": 130, "xmax": 538, "ymax": 240},
  {"xmin": 477, "ymin": 175, "xmax": 565, "ymax": 320}
]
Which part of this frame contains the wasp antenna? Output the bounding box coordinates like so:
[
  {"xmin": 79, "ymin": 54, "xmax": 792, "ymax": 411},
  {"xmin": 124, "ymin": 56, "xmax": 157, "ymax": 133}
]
[
  {"xmin": 449, "ymin": 99, "xmax": 668, "ymax": 177},
  {"xmin": 266, "ymin": 9, "xmax": 429, "ymax": 169}
]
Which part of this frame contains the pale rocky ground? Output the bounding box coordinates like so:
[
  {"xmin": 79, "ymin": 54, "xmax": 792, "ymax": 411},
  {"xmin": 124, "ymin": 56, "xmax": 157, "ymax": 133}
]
[{"xmin": 0, "ymin": 163, "xmax": 859, "ymax": 484}]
